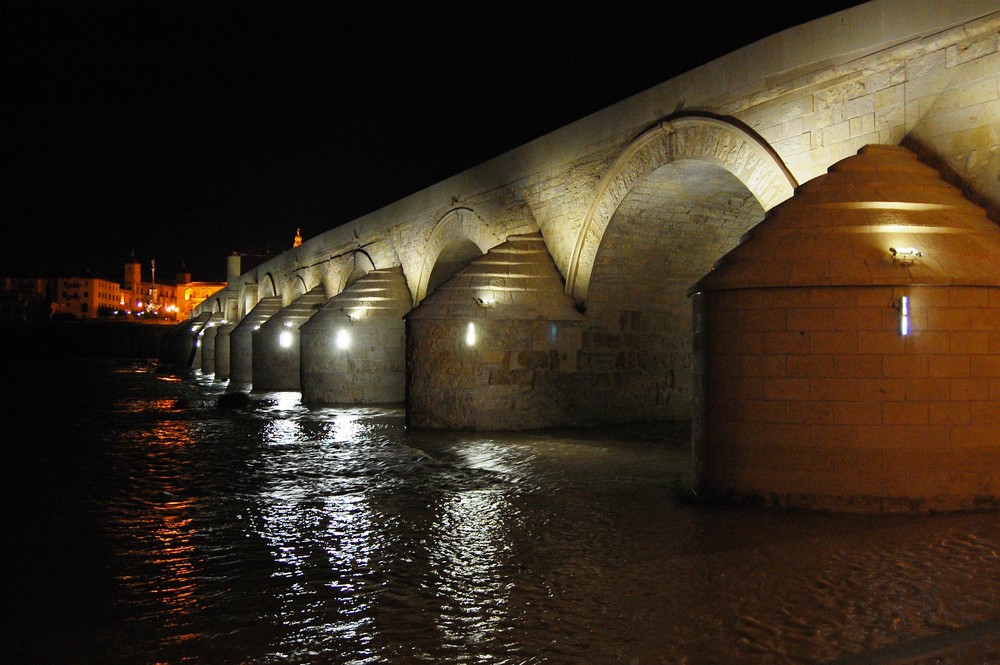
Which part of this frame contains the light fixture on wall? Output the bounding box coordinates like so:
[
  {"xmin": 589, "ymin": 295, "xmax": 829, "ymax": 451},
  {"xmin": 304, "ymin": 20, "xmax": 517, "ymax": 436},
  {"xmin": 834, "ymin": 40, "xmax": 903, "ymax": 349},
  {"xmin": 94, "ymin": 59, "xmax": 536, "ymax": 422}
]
[
  {"xmin": 465, "ymin": 322, "xmax": 477, "ymax": 346},
  {"xmin": 279, "ymin": 330, "xmax": 293, "ymax": 348},
  {"xmin": 890, "ymin": 247, "xmax": 922, "ymax": 266}
]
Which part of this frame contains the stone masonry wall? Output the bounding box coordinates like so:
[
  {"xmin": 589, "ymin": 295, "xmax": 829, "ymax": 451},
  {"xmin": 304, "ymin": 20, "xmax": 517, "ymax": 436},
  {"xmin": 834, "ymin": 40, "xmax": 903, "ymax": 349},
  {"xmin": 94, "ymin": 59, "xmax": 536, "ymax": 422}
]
[
  {"xmin": 406, "ymin": 318, "xmax": 584, "ymax": 430},
  {"xmin": 694, "ymin": 285, "xmax": 1000, "ymax": 512},
  {"xmin": 191, "ymin": 3, "xmax": 997, "ymax": 431},
  {"xmin": 200, "ymin": 6, "xmax": 997, "ymax": 331}
]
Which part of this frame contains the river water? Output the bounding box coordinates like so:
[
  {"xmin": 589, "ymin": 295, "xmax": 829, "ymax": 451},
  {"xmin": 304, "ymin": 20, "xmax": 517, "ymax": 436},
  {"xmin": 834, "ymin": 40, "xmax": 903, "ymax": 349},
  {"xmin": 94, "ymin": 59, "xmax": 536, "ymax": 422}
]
[{"xmin": 4, "ymin": 358, "xmax": 998, "ymax": 664}]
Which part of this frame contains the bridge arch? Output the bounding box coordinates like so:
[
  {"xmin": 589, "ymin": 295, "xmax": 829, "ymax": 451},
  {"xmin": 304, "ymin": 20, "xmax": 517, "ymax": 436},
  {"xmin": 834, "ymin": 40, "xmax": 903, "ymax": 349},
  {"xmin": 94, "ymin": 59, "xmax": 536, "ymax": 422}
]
[
  {"xmin": 261, "ymin": 272, "xmax": 278, "ymax": 299},
  {"xmin": 340, "ymin": 248, "xmax": 376, "ymax": 292},
  {"xmin": 413, "ymin": 207, "xmax": 501, "ymax": 305},
  {"xmin": 564, "ymin": 113, "xmax": 799, "ymax": 423},
  {"xmin": 290, "ymin": 274, "xmax": 308, "ymax": 298},
  {"xmin": 565, "ymin": 113, "xmax": 797, "ymax": 303}
]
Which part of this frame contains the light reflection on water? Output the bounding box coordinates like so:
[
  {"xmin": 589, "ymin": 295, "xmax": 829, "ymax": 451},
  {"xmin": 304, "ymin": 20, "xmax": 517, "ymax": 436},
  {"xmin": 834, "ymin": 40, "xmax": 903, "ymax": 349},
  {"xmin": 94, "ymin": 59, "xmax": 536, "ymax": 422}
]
[
  {"xmin": 8, "ymin": 359, "xmax": 1000, "ymax": 665},
  {"xmin": 432, "ymin": 488, "xmax": 514, "ymax": 650}
]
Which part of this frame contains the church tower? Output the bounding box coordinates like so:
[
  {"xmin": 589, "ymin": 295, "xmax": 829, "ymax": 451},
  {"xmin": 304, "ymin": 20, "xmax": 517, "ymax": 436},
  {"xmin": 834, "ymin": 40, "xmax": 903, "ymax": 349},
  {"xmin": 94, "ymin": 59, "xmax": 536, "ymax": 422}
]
[
  {"xmin": 124, "ymin": 250, "xmax": 141, "ymax": 293},
  {"xmin": 176, "ymin": 261, "xmax": 191, "ymax": 286}
]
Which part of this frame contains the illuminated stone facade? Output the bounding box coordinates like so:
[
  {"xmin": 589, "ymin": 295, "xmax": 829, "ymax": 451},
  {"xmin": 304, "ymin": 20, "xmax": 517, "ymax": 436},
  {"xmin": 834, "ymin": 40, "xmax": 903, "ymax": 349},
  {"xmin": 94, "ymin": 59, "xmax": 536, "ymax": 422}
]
[
  {"xmin": 406, "ymin": 233, "xmax": 584, "ymax": 430},
  {"xmin": 690, "ymin": 145, "xmax": 1000, "ymax": 512},
  {"xmin": 301, "ymin": 267, "xmax": 412, "ymax": 405},
  {"xmin": 171, "ymin": 2, "xmax": 998, "ymax": 479}
]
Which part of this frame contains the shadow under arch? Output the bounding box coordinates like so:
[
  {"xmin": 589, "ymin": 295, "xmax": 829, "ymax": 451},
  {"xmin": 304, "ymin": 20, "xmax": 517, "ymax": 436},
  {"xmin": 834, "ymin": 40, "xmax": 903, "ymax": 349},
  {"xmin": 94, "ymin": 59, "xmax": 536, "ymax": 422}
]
[
  {"xmin": 260, "ymin": 272, "xmax": 278, "ymax": 298},
  {"xmin": 290, "ymin": 274, "xmax": 308, "ymax": 299},
  {"xmin": 565, "ymin": 112, "xmax": 798, "ymax": 304},
  {"xmin": 413, "ymin": 207, "xmax": 501, "ymax": 305},
  {"xmin": 340, "ymin": 248, "xmax": 377, "ymax": 292}
]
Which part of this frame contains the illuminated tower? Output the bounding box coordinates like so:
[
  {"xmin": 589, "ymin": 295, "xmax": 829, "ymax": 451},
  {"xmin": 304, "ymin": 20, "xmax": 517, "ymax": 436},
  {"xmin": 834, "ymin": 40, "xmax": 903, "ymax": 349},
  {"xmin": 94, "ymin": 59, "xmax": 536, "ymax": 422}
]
[{"xmin": 293, "ymin": 228, "xmax": 302, "ymax": 248}]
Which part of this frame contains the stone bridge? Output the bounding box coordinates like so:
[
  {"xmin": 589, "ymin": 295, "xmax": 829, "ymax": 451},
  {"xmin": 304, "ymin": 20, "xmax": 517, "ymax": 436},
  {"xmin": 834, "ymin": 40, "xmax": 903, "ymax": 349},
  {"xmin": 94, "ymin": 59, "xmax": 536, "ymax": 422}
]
[{"xmin": 168, "ymin": 0, "xmax": 998, "ymax": 448}]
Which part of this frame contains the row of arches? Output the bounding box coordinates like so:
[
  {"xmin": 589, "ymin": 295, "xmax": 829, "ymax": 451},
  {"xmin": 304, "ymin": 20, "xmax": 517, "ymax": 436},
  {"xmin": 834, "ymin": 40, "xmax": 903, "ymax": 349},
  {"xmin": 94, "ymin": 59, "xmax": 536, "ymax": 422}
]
[
  {"xmin": 191, "ymin": 112, "xmax": 797, "ymax": 426},
  {"xmin": 205, "ymin": 114, "xmax": 796, "ymax": 324}
]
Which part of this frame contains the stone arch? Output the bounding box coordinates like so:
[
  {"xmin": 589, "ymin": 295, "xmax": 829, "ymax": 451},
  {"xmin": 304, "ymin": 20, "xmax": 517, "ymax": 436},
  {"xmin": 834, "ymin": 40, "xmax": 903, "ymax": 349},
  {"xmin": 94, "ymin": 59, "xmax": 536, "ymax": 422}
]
[
  {"xmin": 413, "ymin": 207, "xmax": 501, "ymax": 305},
  {"xmin": 261, "ymin": 272, "xmax": 278, "ymax": 298},
  {"xmin": 291, "ymin": 274, "xmax": 308, "ymax": 298},
  {"xmin": 239, "ymin": 284, "xmax": 257, "ymax": 319},
  {"xmin": 339, "ymin": 249, "xmax": 376, "ymax": 292},
  {"xmin": 565, "ymin": 113, "xmax": 797, "ymax": 303}
]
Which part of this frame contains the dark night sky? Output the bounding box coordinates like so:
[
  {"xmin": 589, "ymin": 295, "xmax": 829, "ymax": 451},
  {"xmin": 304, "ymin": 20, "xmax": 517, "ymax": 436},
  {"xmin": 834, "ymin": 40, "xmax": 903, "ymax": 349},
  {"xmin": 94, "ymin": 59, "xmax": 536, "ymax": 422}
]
[{"xmin": 6, "ymin": 0, "xmax": 866, "ymax": 283}]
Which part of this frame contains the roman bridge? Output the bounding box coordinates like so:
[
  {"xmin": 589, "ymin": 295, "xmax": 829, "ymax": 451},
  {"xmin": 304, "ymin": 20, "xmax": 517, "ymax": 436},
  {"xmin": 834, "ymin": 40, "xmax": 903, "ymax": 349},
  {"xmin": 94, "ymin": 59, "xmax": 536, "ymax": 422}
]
[{"xmin": 164, "ymin": 0, "xmax": 1000, "ymax": 510}]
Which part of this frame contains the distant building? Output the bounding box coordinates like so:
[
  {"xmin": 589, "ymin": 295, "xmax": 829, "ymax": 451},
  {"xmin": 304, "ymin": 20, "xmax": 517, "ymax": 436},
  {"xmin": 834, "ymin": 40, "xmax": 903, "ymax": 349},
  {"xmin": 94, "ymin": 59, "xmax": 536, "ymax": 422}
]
[
  {"xmin": 117, "ymin": 252, "xmax": 226, "ymax": 321},
  {"xmin": 1, "ymin": 252, "xmax": 226, "ymax": 322},
  {"xmin": 52, "ymin": 272, "xmax": 123, "ymax": 320},
  {"xmin": 0, "ymin": 276, "xmax": 50, "ymax": 322}
]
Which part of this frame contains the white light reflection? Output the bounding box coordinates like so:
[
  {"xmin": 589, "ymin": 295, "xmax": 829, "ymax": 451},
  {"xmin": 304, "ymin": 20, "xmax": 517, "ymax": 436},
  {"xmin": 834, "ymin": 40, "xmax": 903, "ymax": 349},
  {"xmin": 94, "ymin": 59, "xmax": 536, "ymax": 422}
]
[
  {"xmin": 430, "ymin": 487, "xmax": 514, "ymax": 647},
  {"xmin": 331, "ymin": 414, "xmax": 363, "ymax": 443},
  {"xmin": 259, "ymin": 393, "xmax": 306, "ymax": 445},
  {"xmin": 252, "ymin": 423, "xmax": 382, "ymax": 660}
]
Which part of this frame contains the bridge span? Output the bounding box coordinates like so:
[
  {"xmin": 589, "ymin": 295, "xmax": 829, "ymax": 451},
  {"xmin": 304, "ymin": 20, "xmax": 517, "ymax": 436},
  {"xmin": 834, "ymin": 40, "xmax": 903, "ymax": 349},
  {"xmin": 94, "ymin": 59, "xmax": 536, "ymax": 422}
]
[{"xmin": 163, "ymin": 0, "xmax": 1000, "ymax": 511}]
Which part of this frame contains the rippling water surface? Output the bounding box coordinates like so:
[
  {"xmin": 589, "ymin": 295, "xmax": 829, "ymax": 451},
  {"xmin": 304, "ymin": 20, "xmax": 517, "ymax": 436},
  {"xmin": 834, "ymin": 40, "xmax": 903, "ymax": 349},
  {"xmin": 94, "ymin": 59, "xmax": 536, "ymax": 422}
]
[{"xmin": 5, "ymin": 358, "xmax": 999, "ymax": 664}]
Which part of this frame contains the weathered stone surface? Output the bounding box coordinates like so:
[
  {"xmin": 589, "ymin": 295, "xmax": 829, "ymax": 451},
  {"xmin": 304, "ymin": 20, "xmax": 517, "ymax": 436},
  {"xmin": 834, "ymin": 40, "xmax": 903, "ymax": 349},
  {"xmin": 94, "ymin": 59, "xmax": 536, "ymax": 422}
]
[
  {"xmin": 252, "ymin": 286, "xmax": 328, "ymax": 392},
  {"xmin": 691, "ymin": 146, "xmax": 1000, "ymax": 512},
  {"xmin": 407, "ymin": 233, "xmax": 584, "ymax": 429},
  {"xmin": 185, "ymin": 2, "xmax": 998, "ymax": 442},
  {"xmin": 229, "ymin": 296, "xmax": 282, "ymax": 386},
  {"xmin": 300, "ymin": 267, "xmax": 412, "ymax": 405}
]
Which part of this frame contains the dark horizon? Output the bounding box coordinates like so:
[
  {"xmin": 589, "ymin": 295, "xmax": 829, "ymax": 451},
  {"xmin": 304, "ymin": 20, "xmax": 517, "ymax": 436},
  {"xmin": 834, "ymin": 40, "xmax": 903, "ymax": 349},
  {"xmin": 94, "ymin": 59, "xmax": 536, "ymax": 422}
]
[{"xmin": 6, "ymin": 0, "xmax": 867, "ymax": 283}]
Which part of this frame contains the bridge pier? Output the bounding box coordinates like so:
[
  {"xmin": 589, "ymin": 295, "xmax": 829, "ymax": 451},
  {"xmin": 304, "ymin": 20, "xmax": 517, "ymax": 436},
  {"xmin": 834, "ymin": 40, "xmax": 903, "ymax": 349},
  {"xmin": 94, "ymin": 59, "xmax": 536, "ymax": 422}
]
[
  {"xmin": 173, "ymin": 313, "xmax": 212, "ymax": 369},
  {"xmin": 252, "ymin": 286, "xmax": 327, "ymax": 392},
  {"xmin": 690, "ymin": 146, "xmax": 1000, "ymax": 512},
  {"xmin": 301, "ymin": 267, "xmax": 411, "ymax": 405},
  {"xmin": 406, "ymin": 233, "xmax": 584, "ymax": 429},
  {"xmin": 200, "ymin": 322, "xmax": 219, "ymax": 375},
  {"xmin": 229, "ymin": 296, "xmax": 282, "ymax": 387},
  {"xmin": 213, "ymin": 322, "xmax": 234, "ymax": 380}
]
